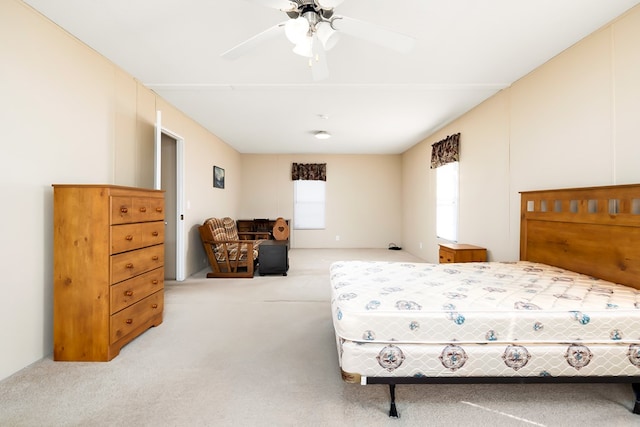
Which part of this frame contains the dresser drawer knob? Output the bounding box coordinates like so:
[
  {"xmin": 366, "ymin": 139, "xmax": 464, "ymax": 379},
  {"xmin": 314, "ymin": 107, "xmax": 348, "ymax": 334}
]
[
  {"xmin": 126, "ymin": 319, "xmax": 133, "ymax": 324},
  {"xmin": 125, "ymin": 290, "xmax": 133, "ymax": 297},
  {"xmin": 152, "ymin": 231, "xmax": 159, "ymax": 237},
  {"xmin": 152, "ymin": 256, "xmax": 159, "ymax": 261},
  {"xmin": 156, "ymin": 207, "xmax": 163, "ymax": 213},
  {"xmin": 125, "ymin": 235, "xmax": 134, "ymax": 241},
  {"xmin": 152, "ymin": 279, "xmax": 159, "ymax": 285},
  {"xmin": 120, "ymin": 207, "xmax": 128, "ymax": 214},
  {"xmin": 126, "ymin": 263, "xmax": 134, "ymax": 269},
  {"xmin": 151, "ymin": 304, "xmax": 158, "ymax": 309},
  {"xmin": 140, "ymin": 207, "xmax": 147, "ymax": 213}
]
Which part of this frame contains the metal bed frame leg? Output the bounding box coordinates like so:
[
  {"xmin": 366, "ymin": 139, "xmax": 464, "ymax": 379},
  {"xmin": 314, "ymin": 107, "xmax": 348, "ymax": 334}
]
[
  {"xmin": 633, "ymin": 383, "xmax": 640, "ymax": 414},
  {"xmin": 388, "ymin": 384, "xmax": 399, "ymax": 418}
]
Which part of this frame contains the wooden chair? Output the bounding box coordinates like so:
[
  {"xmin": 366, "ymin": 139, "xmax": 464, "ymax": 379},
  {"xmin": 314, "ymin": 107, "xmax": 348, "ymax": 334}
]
[{"xmin": 198, "ymin": 217, "xmax": 264, "ymax": 278}]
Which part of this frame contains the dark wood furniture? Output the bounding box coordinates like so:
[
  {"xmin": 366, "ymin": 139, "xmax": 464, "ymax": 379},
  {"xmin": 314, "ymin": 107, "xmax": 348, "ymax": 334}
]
[
  {"xmin": 52, "ymin": 185, "xmax": 165, "ymax": 361},
  {"xmin": 438, "ymin": 243, "xmax": 487, "ymax": 263},
  {"xmin": 258, "ymin": 240, "xmax": 289, "ymax": 276},
  {"xmin": 236, "ymin": 218, "xmax": 290, "ymax": 241}
]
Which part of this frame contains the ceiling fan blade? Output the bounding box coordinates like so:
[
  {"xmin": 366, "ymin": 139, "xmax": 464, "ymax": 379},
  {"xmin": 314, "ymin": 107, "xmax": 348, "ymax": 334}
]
[
  {"xmin": 317, "ymin": 0, "xmax": 345, "ymax": 8},
  {"xmin": 331, "ymin": 16, "xmax": 416, "ymax": 54},
  {"xmin": 221, "ymin": 23, "xmax": 286, "ymax": 60},
  {"xmin": 244, "ymin": 0, "xmax": 297, "ymax": 10},
  {"xmin": 311, "ymin": 36, "xmax": 329, "ymax": 81}
]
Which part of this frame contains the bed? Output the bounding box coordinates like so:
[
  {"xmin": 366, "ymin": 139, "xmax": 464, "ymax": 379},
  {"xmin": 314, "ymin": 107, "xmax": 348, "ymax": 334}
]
[{"xmin": 330, "ymin": 184, "xmax": 640, "ymax": 417}]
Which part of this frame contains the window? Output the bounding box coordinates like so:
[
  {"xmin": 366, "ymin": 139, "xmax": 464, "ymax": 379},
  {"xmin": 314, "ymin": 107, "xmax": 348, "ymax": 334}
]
[
  {"xmin": 436, "ymin": 161, "xmax": 459, "ymax": 241},
  {"xmin": 294, "ymin": 180, "xmax": 325, "ymax": 229}
]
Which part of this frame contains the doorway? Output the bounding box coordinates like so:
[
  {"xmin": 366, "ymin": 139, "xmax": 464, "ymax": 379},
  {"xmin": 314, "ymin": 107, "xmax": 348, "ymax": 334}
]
[
  {"xmin": 155, "ymin": 111, "xmax": 186, "ymax": 281},
  {"xmin": 161, "ymin": 133, "xmax": 178, "ymax": 280}
]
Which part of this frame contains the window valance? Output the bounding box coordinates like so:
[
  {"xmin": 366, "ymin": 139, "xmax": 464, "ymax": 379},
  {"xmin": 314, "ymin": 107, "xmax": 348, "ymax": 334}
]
[
  {"xmin": 430, "ymin": 133, "xmax": 460, "ymax": 169},
  {"xmin": 291, "ymin": 163, "xmax": 326, "ymax": 181}
]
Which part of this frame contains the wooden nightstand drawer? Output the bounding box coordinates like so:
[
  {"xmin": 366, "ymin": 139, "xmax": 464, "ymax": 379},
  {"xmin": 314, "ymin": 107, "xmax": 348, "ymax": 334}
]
[{"xmin": 439, "ymin": 243, "xmax": 487, "ymax": 263}]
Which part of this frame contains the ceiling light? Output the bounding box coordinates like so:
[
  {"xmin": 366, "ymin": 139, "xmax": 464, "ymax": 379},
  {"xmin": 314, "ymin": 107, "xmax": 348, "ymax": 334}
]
[
  {"xmin": 285, "ymin": 17, "xmax": 309, "ymax": 45},
  {"xmin": 315, "ymin": 131, "xmax": 331, "ymax": 140},
  {"xmin": 293, "ymin": 36, "xmax": 313, "ymax": 57}
]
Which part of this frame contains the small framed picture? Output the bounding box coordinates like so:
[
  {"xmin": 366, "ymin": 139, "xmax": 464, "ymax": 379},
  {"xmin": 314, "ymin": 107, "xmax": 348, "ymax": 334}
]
[{"xmin": 213, "ymin": 166, "xmax": 225, "ymax": 189}]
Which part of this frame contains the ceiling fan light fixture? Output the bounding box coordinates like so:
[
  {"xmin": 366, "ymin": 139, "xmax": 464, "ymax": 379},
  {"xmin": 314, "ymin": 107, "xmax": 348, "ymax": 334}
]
[
  {"xmin": 285, "ymin": 17, "xmax": 309, "ymax": 44},
  {"xmin": 315, "ymin": 131, "xmax": 332, "ymax": 140},
  {"xmin": 316, "ymin": 21, "xmax": 339, "ymax": 50},
  {"xmin": 293, "ymin": 36, "xmax": 313, "ymax": 57}
]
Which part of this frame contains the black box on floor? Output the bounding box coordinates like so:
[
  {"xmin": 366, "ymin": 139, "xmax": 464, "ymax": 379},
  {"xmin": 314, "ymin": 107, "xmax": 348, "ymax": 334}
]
[{"xmin": 258, "ymin": 240, "xmax": 289, "ymax": 276}]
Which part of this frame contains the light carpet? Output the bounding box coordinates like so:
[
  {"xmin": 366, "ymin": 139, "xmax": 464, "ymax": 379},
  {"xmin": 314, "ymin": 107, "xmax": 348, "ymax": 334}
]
[{"xmin": 1, "ymin": 249, "xmax": 638, "ymax": 426}]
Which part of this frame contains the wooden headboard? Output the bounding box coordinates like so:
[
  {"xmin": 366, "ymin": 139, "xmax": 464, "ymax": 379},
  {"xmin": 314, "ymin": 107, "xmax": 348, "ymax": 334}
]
[{"xmin": 520, "ymin": 184, "xmax": 640, "ymax": 290}]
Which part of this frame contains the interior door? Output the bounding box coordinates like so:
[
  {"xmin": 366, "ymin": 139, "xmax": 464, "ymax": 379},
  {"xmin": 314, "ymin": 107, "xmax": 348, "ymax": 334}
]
[
  {"xmin": 161, "ymin": 133, "xmax": 177, "ymax": 279},
  {"xmin": 154, "ymin": 111, "xmax": 186, "ymax": 281}
]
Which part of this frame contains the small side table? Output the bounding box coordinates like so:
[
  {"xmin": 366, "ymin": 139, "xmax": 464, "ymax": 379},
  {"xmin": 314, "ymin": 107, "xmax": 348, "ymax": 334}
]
[
  {"xmin": 258, "ymin": 240, "xmax": 289, "ymax": 276},
  {"xmin": 439, "ymin": 243, "xmax": 487, "ymax": 263}
]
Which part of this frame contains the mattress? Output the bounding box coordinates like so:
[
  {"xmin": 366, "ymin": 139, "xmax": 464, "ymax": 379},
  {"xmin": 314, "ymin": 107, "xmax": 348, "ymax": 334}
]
[{"xmin": 330, "ymin": 260, "xmax": 640, "ymax": 378}]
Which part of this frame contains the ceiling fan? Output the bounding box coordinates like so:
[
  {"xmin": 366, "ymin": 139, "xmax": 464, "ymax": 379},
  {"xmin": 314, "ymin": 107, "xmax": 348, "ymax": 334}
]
[{"xmin": 221, "ymin": 0, "xmax": 416, "ymax": 81}]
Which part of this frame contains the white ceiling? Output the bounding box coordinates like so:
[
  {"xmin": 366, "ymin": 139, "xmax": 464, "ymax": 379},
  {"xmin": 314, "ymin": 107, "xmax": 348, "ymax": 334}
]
[{"xmin": 23, "ymin": 0, "xmax": 640, "ymax": 154}]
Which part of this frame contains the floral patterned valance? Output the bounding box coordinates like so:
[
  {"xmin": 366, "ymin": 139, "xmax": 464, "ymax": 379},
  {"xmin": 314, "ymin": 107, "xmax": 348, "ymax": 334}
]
[
  {"xmin": 430, "ymin": 133, "xmax": 460, "ymax": 169},
  {"xmin": 291, "ymin": 163, "xmax": 326, "ymax": 181}
]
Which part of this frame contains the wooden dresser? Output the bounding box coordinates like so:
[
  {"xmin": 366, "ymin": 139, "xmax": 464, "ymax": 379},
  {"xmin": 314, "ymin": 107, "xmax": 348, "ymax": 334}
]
[
  {"xmin": 439, "ymin": 243, "xmax": 487, "ymax": 263},
  {"xmin": 52, "ymin": 185, "xmax": 165, "ymax": 361}
]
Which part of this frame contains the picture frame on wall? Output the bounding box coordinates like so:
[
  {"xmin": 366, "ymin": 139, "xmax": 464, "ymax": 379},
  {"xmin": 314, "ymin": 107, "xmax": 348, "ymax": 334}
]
[{"xmin": 214, "ymin": 166, "xmax": 225, "ymax": 189}]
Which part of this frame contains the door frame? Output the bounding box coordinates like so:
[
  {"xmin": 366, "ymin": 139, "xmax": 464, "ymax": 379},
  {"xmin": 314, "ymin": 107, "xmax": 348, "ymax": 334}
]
[{"xmin": 155, "ymin": 110, "xmax": 186, "ymax": 281}]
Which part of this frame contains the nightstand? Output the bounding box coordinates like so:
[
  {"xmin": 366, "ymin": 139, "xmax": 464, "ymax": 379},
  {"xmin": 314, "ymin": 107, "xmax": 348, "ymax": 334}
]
[{"xmin": 439, "ymin": 243, "xmax": 487, "ymax": 263}]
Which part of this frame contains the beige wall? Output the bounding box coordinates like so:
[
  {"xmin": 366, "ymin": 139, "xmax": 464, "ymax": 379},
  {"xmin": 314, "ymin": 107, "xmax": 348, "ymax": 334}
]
[
  {"xmin": 239, "ymin": 154, "xmax": 403, "ymax": 248},
  {"xmin": 2, "ymin": 0, "xmax": 639, "ymax": 383},
  {"xmin": 2, "ymin": 0, "xmax": 114, "ymax": 382},
  {"xmin": 0, "ymin": 1, "xmax": 240, "ymax": 380},
  {"xmin": 155, "ymin": 97, "xmax": 243, "ymax": 274},
  {"xmin": 402, "ymin": 93, "xmax": 511, "ymax": 262},
  {"xmin": 402, "ymin": 5, "xmax": 640, "ymax": 263}
]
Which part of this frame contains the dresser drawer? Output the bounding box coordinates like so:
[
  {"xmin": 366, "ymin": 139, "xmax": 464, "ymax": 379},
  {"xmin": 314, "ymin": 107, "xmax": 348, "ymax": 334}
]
[
  {"xmin": 111, "ymin": 196, "xmax": 164, "ymax": 224},
  {"xmin": 111, "ymin": 267, "xmax": 164, "ymax": 314},
  {"xmin": 110, "ymin": 290, "xmax": 163, "ymax": 344},
  {"xmin": 111, "ymin": 221, "xmax": 165, "ymax": 254},
  {"xmin": 111, "ymin": 245, "xmax": 164, "ymax": 284}
]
